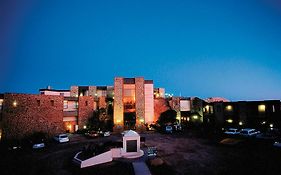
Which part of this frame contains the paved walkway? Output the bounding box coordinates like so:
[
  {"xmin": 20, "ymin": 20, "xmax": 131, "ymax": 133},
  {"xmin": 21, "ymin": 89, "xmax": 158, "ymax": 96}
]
[{"xmin": 133, "ymin": 162, "xmax": 151, "ymax": 175}]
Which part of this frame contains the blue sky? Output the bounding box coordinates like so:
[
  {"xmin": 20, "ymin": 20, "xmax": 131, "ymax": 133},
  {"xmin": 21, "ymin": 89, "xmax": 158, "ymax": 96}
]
[{"xmin": 1, "ymin": 0, "xmax": 281, "ymax": 101}]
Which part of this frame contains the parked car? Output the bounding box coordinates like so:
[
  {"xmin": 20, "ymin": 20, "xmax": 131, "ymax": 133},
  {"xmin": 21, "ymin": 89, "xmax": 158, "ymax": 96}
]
[
  {"xmin": 19, "ymin": 132, "xmax": 47, "ymax": 150},
  {"xmin": 54, "ymin": 134, "xmax": 69, "ymax": 143},
  {"xmin": 273, "ymin": 139, "xmax": 281, "ymax": 148},
  {"xmin": 165, "ymin": 125, "xmax": 173, "ymax": 134},
  {"xmin": 224, "ymin": 128, "xmax": 240, "ymax": 135},
  {"xmin": 97, "ymin": 130, "xmax": 111, "ymax": 137},
  {"xmin": 30, "ymin": 135, "xmax": 46, "ymax": 149},
  {"xmin": 85, "ymin": 131, "xmax": 99, "ymax": 138},
  {"xmin": 103, "ymin": 131, "xmax": 110, "ymax": 137},
  {"xmin": 256, "ymin": 132, "xmax": 278, "ymax": 140},
  {"xmin": 239, "ymin": 128, "xmax": 260, "ymax": 137}
]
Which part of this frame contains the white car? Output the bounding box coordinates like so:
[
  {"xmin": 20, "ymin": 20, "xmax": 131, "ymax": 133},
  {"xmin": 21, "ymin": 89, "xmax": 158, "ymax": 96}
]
[
  {"xmin": 103, "ymin": 131, "xmax": 110, "ymax": 137},
  {"xmin": 54, "ymin": 134, "xmax": 69, "ymax": 143},
  {"xmin": 239, "ymin": 128, "xmax": 260, "ymax": 137},
  {"xmin": 224, "ymin": 128, "xmax": 240, "ymax": 135}
]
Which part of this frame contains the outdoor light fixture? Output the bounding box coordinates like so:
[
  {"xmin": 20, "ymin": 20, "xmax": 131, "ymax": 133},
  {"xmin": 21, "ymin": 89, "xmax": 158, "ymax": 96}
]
[
  {"xmin": 261, "ymin": 121, "xmax": 266, "ymax": 125},
  {"xmin": 193, "ymin": 115, "xmax": 198, "ymax": 120},
  {"xmin": 226, "ymin": 105, "xmax": 233, "ymax": 111},
  {"xmin": 270, "ymin": 124, "xmax": 274, "ymax": 128},
  {"xmin": 239, "ymin": 121, "xmax": 243, "ymax": 126},
  {"xmin": 226, "ymin": 119, "xmax": 233, "ymax": 123},
  {"xmin": 83, "ymin": 125, "xmax": 87, "ymax": 129},
  {"xmin": 139, "ymin": 118, "xmax": 144, "ymax": 123},
  {"xmin": 187, "ymin": 117, "xmax": 190, "ymax": 121},
  {"xmin": 13, "ymin": 101, "xmax": 17, "ymax": 107},
  {"xmin": 68, "ymin": 125, "xmax": 72, "ymax": 129}
]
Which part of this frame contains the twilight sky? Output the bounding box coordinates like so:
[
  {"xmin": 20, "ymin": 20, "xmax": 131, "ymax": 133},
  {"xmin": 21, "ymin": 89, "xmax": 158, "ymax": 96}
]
[{"xmin": 1, "ymin": 0, "xmax": 281, "ymax": 101}]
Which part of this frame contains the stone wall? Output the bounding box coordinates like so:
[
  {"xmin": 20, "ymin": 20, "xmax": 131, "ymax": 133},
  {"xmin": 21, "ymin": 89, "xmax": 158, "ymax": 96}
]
[
  {"xmin": 78, "ymin": 96, "xmax": 95, "ymax": 129},
  {"xmin": 2, "ymin": 93, "xmax": 64, "ymax": 140},
  {"xmin": 70, "ymin": 86, "xmax": 79, "ymax": 97},
  {"xmin": 98, "ymin": 96, "xmax": 107, "ymax": 109},
  {"xmin": 113, "ymin": 77, "xmax": 124, "ymax": 131},
  {"xmin": 135, "ymin": 77, "xmax": 145, "ymax": 126},
  {"xmin": 88, "ymin": 86, "xmax": 97, "ymax": 97}
]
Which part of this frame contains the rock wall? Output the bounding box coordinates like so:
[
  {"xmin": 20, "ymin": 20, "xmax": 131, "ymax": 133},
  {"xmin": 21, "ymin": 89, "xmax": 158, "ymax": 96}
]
[{"xmin": 2, "ymin": 93, "xmax": 64, "ymax": 140}]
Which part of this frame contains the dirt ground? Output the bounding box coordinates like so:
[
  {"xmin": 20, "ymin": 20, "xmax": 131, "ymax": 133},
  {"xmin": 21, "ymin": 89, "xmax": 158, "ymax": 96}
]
[
  {"xmin": 1, "ymin": 131, "xmax": 281, "ymax": 175},
  {"xmin": 143, "ymin": 131, "xmax": 281, "ymax": 175}
]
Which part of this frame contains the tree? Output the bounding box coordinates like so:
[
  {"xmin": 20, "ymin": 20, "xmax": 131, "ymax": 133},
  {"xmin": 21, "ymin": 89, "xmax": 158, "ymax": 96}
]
[{"xmin": 157, "ymin": 109, "xmax": 177, "ymax": 126}]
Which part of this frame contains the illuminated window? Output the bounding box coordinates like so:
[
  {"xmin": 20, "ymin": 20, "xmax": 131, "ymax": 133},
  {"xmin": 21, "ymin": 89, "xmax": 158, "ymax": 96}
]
[
  {"xmin": 64, "ymin": 100, "xmax": 68, "ymax": 109},
  {"xmin": 0, "ymin": 99, "xmax": 3, "ymax": 110},
  {"xmin": 226, "ymin": 105, "xmax": 233, "ymax": 111},
  {"xmin": 258, "ymin": 105, "xmax": 266, "ymax": 112}
]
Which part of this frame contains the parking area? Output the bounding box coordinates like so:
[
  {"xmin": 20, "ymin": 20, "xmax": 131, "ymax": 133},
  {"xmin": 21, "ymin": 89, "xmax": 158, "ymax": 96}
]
[{"xmin": 1, "ymin": 130, "xmax": 281, "ymax": 175}]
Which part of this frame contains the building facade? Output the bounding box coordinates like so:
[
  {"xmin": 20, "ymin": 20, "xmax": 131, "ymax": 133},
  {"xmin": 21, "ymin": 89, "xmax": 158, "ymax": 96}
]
[{"xmin": 113, "ymin": 77, "xmax": 154, "ymax": 131}]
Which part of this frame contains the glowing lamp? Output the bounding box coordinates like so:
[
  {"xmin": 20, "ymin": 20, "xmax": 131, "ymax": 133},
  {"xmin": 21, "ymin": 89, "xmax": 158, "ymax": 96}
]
[
  {"xmin": 239, "ymin": 121, "xmax": 243, "ymax": 126},
  {"xmin": 13, "ymin": 101, "xmax": 17, "ymax": 107},
  {"xmin": 226, "ymin": 119, "xmax": 233, "ymax": 123},
  {"xmin": 193, "ymin": 115, "xmax": 198, "ymax": 120},
  {"xmin": 226, "ymin": 105, "xmax": 233, "ymax": 111},
  {"xmin": 139, "ymin": 118, "xmax": 144, "ymax": 123},
  {"xmin": 83, "ymin": 125, "xmax": 87, "ymax": 129},
  {"xmin": 270, "ymin": 124, "xmax": 274, "ymax": 128}
]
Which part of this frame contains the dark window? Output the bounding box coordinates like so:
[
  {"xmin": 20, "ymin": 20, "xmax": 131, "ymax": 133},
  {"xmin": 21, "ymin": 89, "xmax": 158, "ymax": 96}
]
[
  {"xmin": 85, "ymin": 101, "xmax": 88, "ymax": 106},
  {"xmin": 37, "ymin": 100, "xmax": 40, "ymax": 106},
  {"xmin": 51, "ymin": 100, "xmax": 54, "ymax": 106},
  {"xmin": 126, "ymin": 140, "xmax": 137, "ymax": 152}
]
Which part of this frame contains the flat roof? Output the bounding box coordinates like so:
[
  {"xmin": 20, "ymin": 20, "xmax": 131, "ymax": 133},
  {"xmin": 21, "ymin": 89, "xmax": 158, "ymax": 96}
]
[{"xmin": 39, "ymin": 89, "xmax": 70, "ymax": 92}]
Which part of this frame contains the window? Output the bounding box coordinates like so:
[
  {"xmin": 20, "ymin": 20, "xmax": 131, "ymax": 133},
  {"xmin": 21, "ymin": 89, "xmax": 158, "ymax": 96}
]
[
  {"xmin": 75, "ymin": 101, "xmax": 79, "ymax": 109},
  {"xmin": 0, "ymin": 99, "xmax": 3, "ymax": 110},
  {"xmin": 37, "ymin": 100, "xmax": 40, "ymax": 106},
  {"xmin": 85, "ymin": 101, "xmax": 88, "ymax": 106},
  {"xmin": 60, "ymin": 93, "xmax": 64, "ymax": 96},
  {"xmin": 51, "ymin": 100, "xmax": 54, "ymax": 106},
  {"xmin": 64, "ymin": 100, "xmax": 68, "ymax": 109}
]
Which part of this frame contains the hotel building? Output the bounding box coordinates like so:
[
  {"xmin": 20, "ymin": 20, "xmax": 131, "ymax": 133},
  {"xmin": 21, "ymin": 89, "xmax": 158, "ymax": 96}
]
[{"xmin": 114, "ymin": 77, "xmax": 154, "ymax": 131}]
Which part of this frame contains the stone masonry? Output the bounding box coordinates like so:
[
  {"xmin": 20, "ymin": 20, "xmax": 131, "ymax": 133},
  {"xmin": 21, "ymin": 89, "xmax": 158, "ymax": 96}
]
[
  {"xmin": 2, "ymin": 93, "xmax": 64, "ymax": 140},
  {"xmin": 113, "ymin": 77, "xmax": 124, "ymax": 131},
  {"xmin": 135, "ymin": 77, "xmax": 145, "ymax": 127},
  {"xmin": 78, "ymin": 96, "xmax": 95, "ymax": 129}
]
